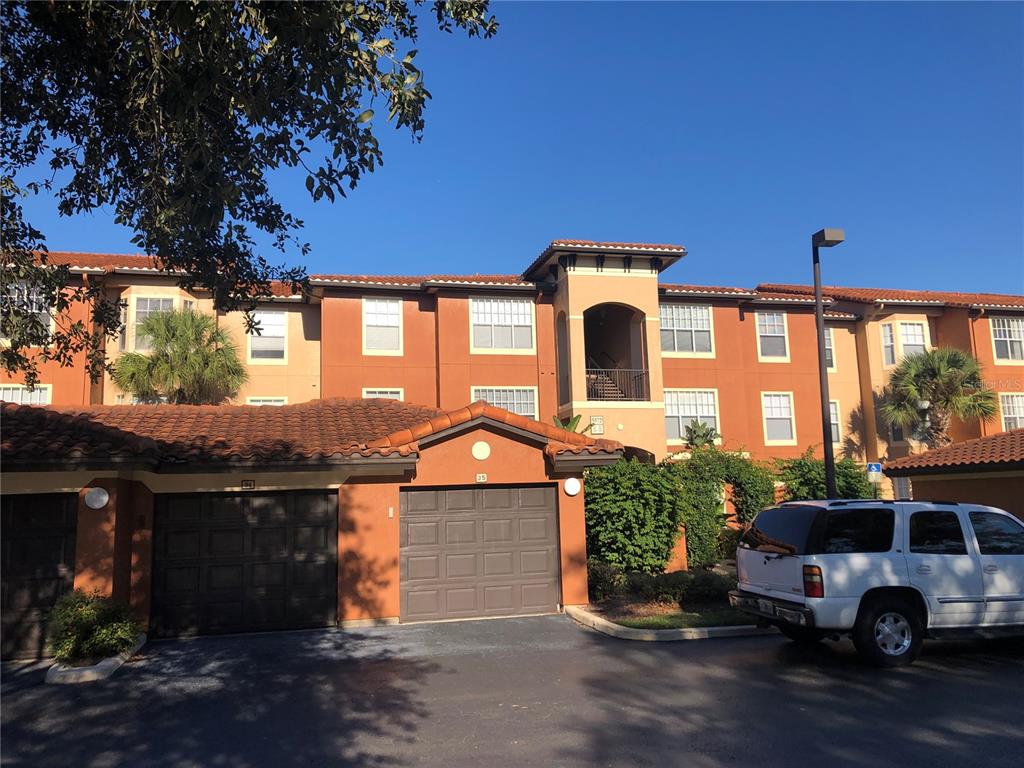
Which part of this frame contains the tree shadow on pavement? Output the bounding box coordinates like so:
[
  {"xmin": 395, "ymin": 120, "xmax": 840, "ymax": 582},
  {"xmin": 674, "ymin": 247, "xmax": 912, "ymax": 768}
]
[
  {"xmin": 1, "ymin": 626, "xmax": 439, "ymax": 768},
  {"xmin": 559, "ymin": 631, "xmax": 1024, "ymax": 768}
]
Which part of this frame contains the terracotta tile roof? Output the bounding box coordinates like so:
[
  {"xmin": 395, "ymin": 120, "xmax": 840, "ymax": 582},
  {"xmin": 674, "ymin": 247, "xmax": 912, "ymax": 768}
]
[
  {"xmin": 548, "ymin": 239, "xmax": 686, "ymax": 253},
  {"xmin": 758, "ymin": 283, "xmax": 1024, "ymax": 310},
  {"xmin": 308, "ymin": 274, "xmax": 534, "ymax": 289},
  {"xmin": 1, "ymin": 399, "xmax": 621, "ymax": 471},
  {"xmin": 883, "ymin": 429, "xmax": 1024, "ymax": 477},
  {"xmin": 660, "ymin": 284, "xmax": 757, "ymax": 298}
]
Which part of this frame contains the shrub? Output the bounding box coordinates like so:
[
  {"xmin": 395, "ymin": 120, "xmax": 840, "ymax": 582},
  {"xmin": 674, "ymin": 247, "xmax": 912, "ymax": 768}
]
[
  {"xmin": 777, "ymin": 449, "xmax": 875, "ymax": 501},
  {"xmin": 584, "ymin": 459, "xmax": 685, "ymax": 573},
  {"xmin": 668, "ymin": 449, "xmax": 725, "ymax": 569},
  {"xmin": 615, "ymin": 570, "xmax": 735, "ymax": 606},
  {"xmin": 47, "ymin": 590, "xmax": 139, "ymax": 664},
  {"xmin": 718, "ymin": 527, "xmax": 742, "ymax": 561},
  {"xmin": 680, "ymin": 570, "xmax": 734, "ymax": 606},
  {"xmin": 587, "ymin": 558, "xmax": 626, "ymax": 602},
  {"xmin": 722, "ymin": 454, "xmax": 776, "ymax": 525}
]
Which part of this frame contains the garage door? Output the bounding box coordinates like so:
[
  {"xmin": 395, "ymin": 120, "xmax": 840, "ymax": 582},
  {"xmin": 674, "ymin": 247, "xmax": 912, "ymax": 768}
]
[
  {"xmin": 400, "ymin": 485, "xmax": 560, "ymax": 622},
  {"xmin": 1, "ymin": 494, "xmax": 77, "ymax": 660},
  {"xmin": 151, "ymin": 490, "xmax": 337, "ymax": 637}
]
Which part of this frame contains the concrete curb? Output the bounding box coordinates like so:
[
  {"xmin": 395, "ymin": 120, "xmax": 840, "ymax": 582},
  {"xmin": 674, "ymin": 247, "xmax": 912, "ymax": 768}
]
[
  {"xmin": 46, "ymin": 633, "xmax": 147, "ymax": 684},
  {"xmin": 564, "ymin": 606, "xmax": 776, "ymax": 642}
]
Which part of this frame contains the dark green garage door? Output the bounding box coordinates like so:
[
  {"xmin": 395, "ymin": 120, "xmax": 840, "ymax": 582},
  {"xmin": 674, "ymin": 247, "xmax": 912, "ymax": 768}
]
[
  {"xmin": 151, "ymin": 490, "xmax": 337, "ymax": 637},
  {"xmin": 1, "ymin": 494, "xmax": 78, "ymax": 660},
  {"xmin": 399, "ymin": 485, "xmax": 560, "ymax": 622}
]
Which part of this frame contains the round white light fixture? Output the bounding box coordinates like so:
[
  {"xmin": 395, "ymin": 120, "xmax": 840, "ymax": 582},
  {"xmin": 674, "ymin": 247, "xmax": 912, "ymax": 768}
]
[
  {"xmin": 471, "ymin": 440, "xmax": 491, "ymax": 461},
  {"xmin": 83, "ymin": 487, "xmax": 110, "ymax": 510},
  {"xmin": 564, "ymin": 477, "xmax": 582, "ymax": 497}
]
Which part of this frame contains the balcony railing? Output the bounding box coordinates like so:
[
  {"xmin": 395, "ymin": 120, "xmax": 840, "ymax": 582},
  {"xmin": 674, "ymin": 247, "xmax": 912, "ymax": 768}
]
[{"xmin": 585, "ymin": 367, "xmax": 650, "ymax": 401}]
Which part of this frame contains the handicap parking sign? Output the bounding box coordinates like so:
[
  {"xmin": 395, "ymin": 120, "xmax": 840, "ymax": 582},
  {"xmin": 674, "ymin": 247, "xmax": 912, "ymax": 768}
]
[{"xmin": 867, "ymin": 462, "xmax": 882, "ymax": 473}]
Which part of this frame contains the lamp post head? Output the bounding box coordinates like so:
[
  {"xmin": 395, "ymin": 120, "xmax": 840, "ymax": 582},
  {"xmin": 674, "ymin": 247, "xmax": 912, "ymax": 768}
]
[{"xmin": 812, "ymin": 228, "xmax": 845, "ymax": 248}]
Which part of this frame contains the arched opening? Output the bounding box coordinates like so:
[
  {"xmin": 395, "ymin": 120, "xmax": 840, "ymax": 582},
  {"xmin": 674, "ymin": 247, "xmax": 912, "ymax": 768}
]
[
  {"xmin": 556, "ymin": 311, "xmax": 571, "ymax": 406},
  {"xmin": 583, "ymin": 303, "xmax": 650, "ymax": 401}
]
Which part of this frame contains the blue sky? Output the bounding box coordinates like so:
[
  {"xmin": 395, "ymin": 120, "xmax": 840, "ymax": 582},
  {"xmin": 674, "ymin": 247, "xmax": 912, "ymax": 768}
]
[{"xmin": 20, "ymin": 1, "xmax": 1024, "ymax": 292}]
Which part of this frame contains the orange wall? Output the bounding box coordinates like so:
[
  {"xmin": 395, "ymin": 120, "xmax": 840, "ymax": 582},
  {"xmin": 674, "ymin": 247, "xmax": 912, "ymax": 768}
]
[
  {"xmin": 662, "ymin": 303, "xmax": 829, "ymax": 460},
  {"xmin": 337, "ymin": 425, "xmax": 589, "ymax": 621},
  {"xmin": 970, "ymin": 313, "xmax": 1024, "ymax": 437},
  {"xmin": 907, "ymin": 473, "xmax": 1024, "ymax": 520}
]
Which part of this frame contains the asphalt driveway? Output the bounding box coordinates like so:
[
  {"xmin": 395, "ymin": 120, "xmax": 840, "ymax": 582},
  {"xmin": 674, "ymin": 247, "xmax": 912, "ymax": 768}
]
[{"xmin": 2, "ymin": 615, "xmax": 1022, "ymax": 768}]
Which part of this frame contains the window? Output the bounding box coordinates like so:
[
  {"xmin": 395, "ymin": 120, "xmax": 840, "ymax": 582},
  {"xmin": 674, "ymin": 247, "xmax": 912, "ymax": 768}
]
[
  {"xmin": 756, "ymin": 312, "xmax": 788, "ymax": 360},
  {"xmin": 362, "ymin": 298, "xmax": 402, "ymax": 354},
  {"xmin": 821, "ymin": 509, "xmax": 895, "ymax": 554},
  {"xmin": 248, "ymin": 310, "xmax": 286, "ymax": 361},
  {"xmin": 118, "ymin": 303, "xmax": 128, "ymax": 352},
  {"xmin": 0, "ymin": 384, "xmax": 51, "ymax": 405},
  {"xmin": 660, "ymin": 304, "xmax": 713, "ymax": 354},
  {"xmin": 470, "ymin": 298, "xmax": 533, "ymax": 352},
  {"xmin": 892, "ymin": 476, "xmax": 913, "ymax": 500},
  {"xmin": 829, "ymin": 401, "xmax": 841, "ymax": 444},
  {"xmin": 740, "ymin": 505, "xmax": 821, "ymax": 555},
  {"xmin": 969, "ymin": 511, "xmax": 1024, "ymax": 555},
  {"xmin": 762, "ymin": 392, "xmax": 795, "ymax": 443},
  {"xmin": 909, "ymin": 511, "xmax": 967, "ymax": 555},
  {"xmin": 134, "ymin": 297, "xmax": 174, "ymax": 351},
  {"xmin": 183, "ymin": 299, "xmax": 195, "ymax": 312},
  {"xmin": 992, "ymin": 317, "xmax": 1024, "ymax": 362},
  {"xmin": 1, "ymin": 282, "xmax": 51, "ymax": 339},
  {"xmin": 246, "ymin": 397, "xmax": 287, "ymax": 406},
  {"xmin": 900, "ymin": 322, "xmax": 927, "ymax": 357},
  {"xmin": 471, "ymin": 387, "xmax": 536, "ymax": 419},
  {"xmin": 881, "ymin": 324, "xmax": 896, "ymax": 366},
  {"xmin": 362, "ymin": 388, "xmax": 403, "ymax": 401},
  {"xmin": 1000, "ymin": 393, "xmax": 1024, "ymax": 431},
  {"xmin": 665, "ymin": 389, "xmax": 718, "ymax": 442},
  {"xmin": 823, "ymin": 327, "xmax": 835, "ymax": 369},
  {"xmin": 890, "ymin": 423, "xmax": 906, "ymax": 443}
]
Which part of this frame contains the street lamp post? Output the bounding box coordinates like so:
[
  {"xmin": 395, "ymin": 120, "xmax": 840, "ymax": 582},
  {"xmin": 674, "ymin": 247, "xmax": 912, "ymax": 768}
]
[{"xmin": 812, "ymin": 228, "xmax": 845, "ymax": 499}]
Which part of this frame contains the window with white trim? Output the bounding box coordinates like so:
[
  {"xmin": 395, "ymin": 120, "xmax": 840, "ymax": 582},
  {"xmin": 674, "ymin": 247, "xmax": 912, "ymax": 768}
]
[
  {"xmin": 249, "ymin": 310, "xmax": 286, "ymax": 360},
  {"xmin": 665, "ymin": 390, "xmax": 718, "ymax": 442},
  {"xmin": 471, "ymin": 298, "xmax": 533, "ymax": 351},
  {"xmin": 829, "ymin": 401, "xmax": 841, "ymax": 444},
  {"xmin": 363, "ymin": 298, "xmax": 402, "ymax": 352},
  {"xmin": 881, "ymin": 323, "xmax": 896, "ymax": 366},
  {"xmin": 118, "ymin": 303, "xmax": 128, "ymax": 352},
  {"xmin": 471, "ymin": 387, "xmax": 536, "ymax": 419},
  {"xmin": 762, "ymin": 393, "xmax": 794, "ymax": 442},
  {"xmin": 992, "ymin": 317, "xmax": 1024, "ymax": 361},
  {"xmin": 892, "ymin": 477, "xmax": 913, "ymax": 500},
  {"xmin": 1, "ymin": 282, "xmax": 50, "ymax": 337},
  {"xmin": 363, "ymin": 389, "xmax": 403, "ymax": 401},
  {"xmin": 660, "ymin": 304, "xmax": 713, "ymax": 354},
  {"xmin": 890, "ymin": 423, "xmax": 906, "ymax": 443},
  {"xmin": 756, "ymin": 312, "xmax": 788, "ymax": 358},
  {"xmin": 1001, "ymin": 393, "xmax": 1024, "ymax": 431},
  {"xmin": 824, "ymin": 327, "xmax": 835, "ymax": 369},
  {"xmin": 246, "ymin": 397, "xmax": 287, "ymax": 406},
  {"xmin": 900, "ymin": 322, "xmax": 926, "ymax": 357},
  {"xmin": 134, "ymin": 297, "xmax": 174, "ymax": 351},
  {"xmin": 0, "ymin": 384, "xmax": 51, "ymax": 405}
]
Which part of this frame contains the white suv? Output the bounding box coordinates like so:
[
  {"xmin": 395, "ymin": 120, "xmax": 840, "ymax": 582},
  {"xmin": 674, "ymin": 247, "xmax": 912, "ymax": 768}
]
[{"xmin": 729, "ymin": 500, "xmax": 1024, "ymax": 666}]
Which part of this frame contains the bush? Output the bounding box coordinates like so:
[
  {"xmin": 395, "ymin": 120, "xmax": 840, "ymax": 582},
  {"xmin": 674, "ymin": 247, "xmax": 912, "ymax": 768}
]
[
  {"xmin": 777, "ymin": 449, "xmax": 875, "ymax": 501},
  {"xmin": 614, "ymin": 570, "xmax": 735, "ymax": 606},
  {"xmin": 718, "ymin": 527, "xmax": 742, "ymax": 561},
  {"xmin": 587, "ymin": 558, "xmax": 626, "ymax": 602},
  {"xmin": 584, "ymin": 459, "xmax": 685, "ymax": 573},
  {"xmin": 722, "ymin": 453, "xmax": 776, "ymax": 525},
  {"xmin": 47, "ymin": 591, "xmax": 139, "ymax": 663}
]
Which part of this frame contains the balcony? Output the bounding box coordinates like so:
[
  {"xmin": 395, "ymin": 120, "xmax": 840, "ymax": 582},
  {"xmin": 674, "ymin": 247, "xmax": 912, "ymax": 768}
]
[{"xmin": 586, "ymin": 367, "xmax": 650, "ymax": 401}]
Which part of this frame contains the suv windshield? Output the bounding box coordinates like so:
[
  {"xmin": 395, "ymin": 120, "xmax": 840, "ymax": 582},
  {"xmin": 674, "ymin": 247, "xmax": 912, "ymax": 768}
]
[{"xmin": 740, "ymin": 505, "xmax": 821, "ymax": 555}]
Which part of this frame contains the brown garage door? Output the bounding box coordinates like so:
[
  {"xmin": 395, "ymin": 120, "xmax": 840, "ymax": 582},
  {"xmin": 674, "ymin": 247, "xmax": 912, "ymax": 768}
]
[
  {"xmin": 400, "ymin": 485, "xmax": 560, "ymax": 622},
  {"xmin": 151, "ymin": 490, "xmax": 337, "ymax": 637},
  {"xmin": 1, "ymin": 494, "xmax": 77, "ymax": 660}
]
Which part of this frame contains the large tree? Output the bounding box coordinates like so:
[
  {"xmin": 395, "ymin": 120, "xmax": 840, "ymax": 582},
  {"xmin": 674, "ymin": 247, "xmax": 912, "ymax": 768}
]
[
  {"xmin": 879, "ymin": 347, "xmax": 997, "ymax": 449},
  {"xmin": 112, "ymin": 309, "xmax": 247, "ymax": 404},
  {"xmin": 1, "ymin": 0, "xmax": 497, "ymax": 386}
]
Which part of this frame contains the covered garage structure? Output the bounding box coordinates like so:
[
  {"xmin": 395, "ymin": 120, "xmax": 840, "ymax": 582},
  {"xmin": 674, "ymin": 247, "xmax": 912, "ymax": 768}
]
[
  {"xmin": 0, "ymin": 399, "xmax": 620, "ymax": 657},
  {"xmin": 884, "ymin": 428, "xmax": 1024, "ymax": 519}
]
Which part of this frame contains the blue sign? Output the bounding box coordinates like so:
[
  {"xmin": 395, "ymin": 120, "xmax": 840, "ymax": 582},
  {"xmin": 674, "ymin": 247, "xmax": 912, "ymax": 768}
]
[{"xmin": 867, "ymin": 463, "xmax": 882, "ymax": 474}]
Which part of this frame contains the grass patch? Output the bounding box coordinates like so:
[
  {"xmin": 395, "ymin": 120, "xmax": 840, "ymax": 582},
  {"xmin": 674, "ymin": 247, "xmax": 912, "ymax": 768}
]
[{"xmin": 611, "ymin": 606, "xmax": 751, "ymax": 630}]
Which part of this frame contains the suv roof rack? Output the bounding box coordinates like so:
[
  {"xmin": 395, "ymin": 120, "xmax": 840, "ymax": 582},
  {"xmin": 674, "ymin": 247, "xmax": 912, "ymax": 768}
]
[{"xmin": 825, "ymin": 500, "xmax": 893, "ymax": 506}]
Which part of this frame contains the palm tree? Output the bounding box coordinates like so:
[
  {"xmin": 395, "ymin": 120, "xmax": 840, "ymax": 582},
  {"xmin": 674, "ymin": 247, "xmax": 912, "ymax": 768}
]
[
  {"xmin": 113, "ymin": 309, "xmax": 247, "ymax": 404},
  {"xmin": 879, "ymin": 347, "xmax": 997, "ymax": 449}
]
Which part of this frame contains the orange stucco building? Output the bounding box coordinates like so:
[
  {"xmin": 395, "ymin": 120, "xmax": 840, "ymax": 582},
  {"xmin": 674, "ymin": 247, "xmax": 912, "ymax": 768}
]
[{"xmin": 4, "ymin": 241, "xmax": 1024, "ymax": 470}]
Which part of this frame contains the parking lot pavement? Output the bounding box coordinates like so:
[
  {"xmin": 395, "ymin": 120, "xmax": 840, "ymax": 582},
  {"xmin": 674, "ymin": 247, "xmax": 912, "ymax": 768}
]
[{"xmin": 2, "ymin": 615, "xmax": 1022, "ymax": 768}]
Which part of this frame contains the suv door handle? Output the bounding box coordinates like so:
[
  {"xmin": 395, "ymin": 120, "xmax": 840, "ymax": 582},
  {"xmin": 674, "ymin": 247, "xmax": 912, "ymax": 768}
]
[
  {"xmin": 984, "ymin": 564, "xmax": 999, "ymax": 574},
  {"xmin": 916, "ymin": 565, "xmax": 932, "ymax": 575}
]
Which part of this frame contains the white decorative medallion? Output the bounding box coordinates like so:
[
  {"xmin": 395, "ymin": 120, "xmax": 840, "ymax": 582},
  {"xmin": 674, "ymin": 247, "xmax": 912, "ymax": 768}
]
[{"xmin": 471, "ymin": 440, "xmax": 491, "ymax": 461}]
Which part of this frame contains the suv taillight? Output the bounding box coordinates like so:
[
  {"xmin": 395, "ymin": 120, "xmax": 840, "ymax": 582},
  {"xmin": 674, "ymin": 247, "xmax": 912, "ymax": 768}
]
[{"xmin": 803, "ymin": 565, "xmax": 824, "ymax": 598}]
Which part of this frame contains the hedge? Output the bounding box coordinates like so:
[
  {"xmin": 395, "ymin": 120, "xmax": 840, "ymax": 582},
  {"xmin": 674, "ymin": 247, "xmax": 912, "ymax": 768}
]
[{"xmin": 776, "ymin": 449, "xmax": 875, "ymax": 501}]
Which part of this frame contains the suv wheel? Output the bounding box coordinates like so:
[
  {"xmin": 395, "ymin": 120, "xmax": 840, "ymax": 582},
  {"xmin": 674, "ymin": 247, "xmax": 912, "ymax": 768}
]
[
  {"xmin": 777, "ymin": 624, "xmax": 823, "ymax": 645},
  {"xmin": 853, "ymin": 597, "xmax": 923, "ymax": 667}
]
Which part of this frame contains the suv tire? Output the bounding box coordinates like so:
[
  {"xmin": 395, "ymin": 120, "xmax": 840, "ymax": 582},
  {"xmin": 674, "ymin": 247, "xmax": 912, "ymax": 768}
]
[
  {"xmin": 853, "ymin": 596, "xmax": 923, "ymax": 667},
  {"xmin": 777, "ymin": 624, "xmax": 824, "ymax": 645}
]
